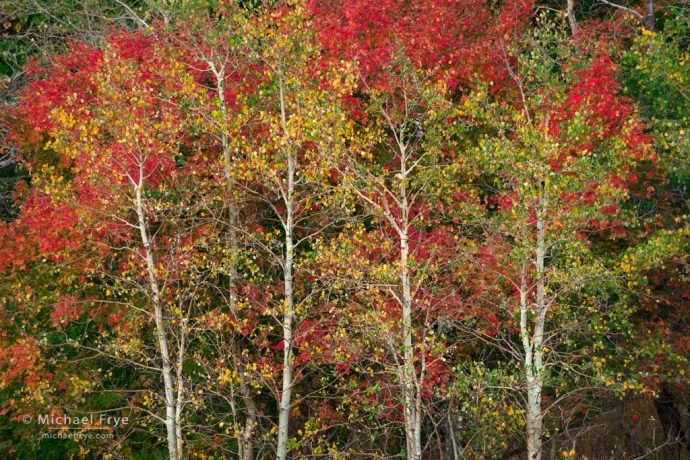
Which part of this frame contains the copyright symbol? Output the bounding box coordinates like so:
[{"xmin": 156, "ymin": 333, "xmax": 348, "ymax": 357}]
[{"xmin": 22, "ymin": 415, "xmax": 32, "ymax": 424}]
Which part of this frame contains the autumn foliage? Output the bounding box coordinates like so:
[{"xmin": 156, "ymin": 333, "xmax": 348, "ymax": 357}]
[{"xmin": 0, "ymin": 1, "xmax": 688, "ymax": 459}]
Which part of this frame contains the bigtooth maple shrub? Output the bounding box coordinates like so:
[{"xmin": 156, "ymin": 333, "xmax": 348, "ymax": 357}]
[
  {"xmin": 309, "ymin": 0, "xmax": 534, "ymax": 91},
  {"xmin": 0, "ymin": 41, "xmax": 116, "ymax": 459}
]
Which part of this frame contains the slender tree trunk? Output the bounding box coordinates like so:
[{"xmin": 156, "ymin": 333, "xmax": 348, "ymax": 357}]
[
  {"xmin": 212, "ymin": 65, "xmax": 258, "ymax": 460},
  {"xmin": 524, "ymin": 335, "xmax": 543, "ymax": 460},
  {"xmin": 644, "ymin": 0, "xmax": 655, "ymax": 31},
  {"xmin": 522, "ymin": 199, "xmax": 547, "ymax": 460},
  {"xmin": 397, "ymin": 142, "xmax": 422, "ymax": 460},
  {"xmin": 520, "ymin": 268, "xmax": 538, "ymax": 460},
  {"xmin": 175, "ymin": 323, "xmax": 185, "ymax": 459},
  {"xmin": 400, "ymin": 233, "xmax": 422, "ymax": 460},
  {"xmin": 276, "ymin": 64, "xmax": 295, "ymax": 460},
  {"xmin": 135, "ymin": 183, "xmax": 179, "ymax": 460},
  {"xmin": 566, "ymin": 0, "xmax": 578, "ymax": 36},
  {"xmin": 525, "ymin": 360, "xmax": 544, "ymax": 460}
]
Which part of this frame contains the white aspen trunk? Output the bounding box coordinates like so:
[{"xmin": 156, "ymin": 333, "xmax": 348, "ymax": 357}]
[
  {"xmin": 401, "ymin": 233, "xmax": 421, "ymax": 460},
  {"xmin": 135, "ymin": 183, "xmax": 178, "ymax": 460},
  {"xmin": 276, "ymin": 64, "xmax": 295, "ymax": 460},
  {"xmin": 524, "ymin": 201, "xmax": 547, "ymax": 460},
  {"xmin": 172, "ymin": 250, "xmax": 186, "ymax": 458},
  {"xmin": 414, "ymin": 391, "xmax": 423, "ymax": 460},
  {"xmin": 212, "ymin": 65, "xmax": 257, "ymax": 460},
  {"xmin": 525, "ymin": 370, "xmax": 543, "ymax": 460},
  {"xmin": 276, "ymin": 208, "xmax": 294, "ymax": 460},
  {"xmin": 175, "ymin": 313, "xmax": 186, "ymax": 459},
  {"xmin": 398, "ymin": 143, "xmax": 422, "ymax": 460},
  {"xmin": 566, "ymin": 0, "xmax": 578, "ymax": 36},
  {"xmin": 644, "ymin": 0, "xmax": 655, "ymax": 31}
]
